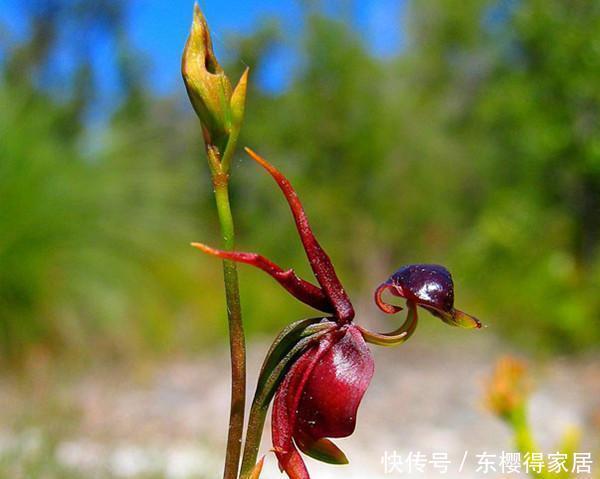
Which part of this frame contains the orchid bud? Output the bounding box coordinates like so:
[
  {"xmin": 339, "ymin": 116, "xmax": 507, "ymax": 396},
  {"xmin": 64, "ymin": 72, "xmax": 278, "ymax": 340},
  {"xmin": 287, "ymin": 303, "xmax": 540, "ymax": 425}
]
[{"xmin": 182, "ymin": 3, "xmax": 248, "ymax": 151}]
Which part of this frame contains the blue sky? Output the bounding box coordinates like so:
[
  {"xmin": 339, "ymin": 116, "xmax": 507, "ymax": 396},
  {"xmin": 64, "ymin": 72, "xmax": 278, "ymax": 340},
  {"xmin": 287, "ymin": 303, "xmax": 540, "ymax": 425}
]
[
  {"xmin": 128, "ymin": 0, "xmax": 405, "ymax": 94},
  {"xmin": 0, "ymin": 0, "xmax": 405, "ymax": 96}
]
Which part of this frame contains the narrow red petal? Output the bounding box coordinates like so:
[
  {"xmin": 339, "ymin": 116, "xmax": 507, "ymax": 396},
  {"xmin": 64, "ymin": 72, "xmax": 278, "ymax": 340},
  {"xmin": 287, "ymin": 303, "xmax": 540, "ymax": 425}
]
[
  {"xmin": 272, "ymin": 334, "xmax": 336, "ymax": 479},
  {"xmin": 191, "ymin": 242, "xmax": 332, "ymax": 312},
  {"xmin": 374, "ymin": 282, "xmax": 404, "ymax": 314},
  {"xmin": 245, "ymin": 147, "xmax": 355, "ymax": 323}
]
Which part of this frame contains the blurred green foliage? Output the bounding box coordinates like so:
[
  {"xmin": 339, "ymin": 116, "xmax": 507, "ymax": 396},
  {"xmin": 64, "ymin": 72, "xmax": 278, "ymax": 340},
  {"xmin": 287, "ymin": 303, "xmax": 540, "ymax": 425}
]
[
  {"xmin": 0, "ymin": 0, "xmax": 598, "ymax": 364},
  {"xmin": 0, "ymin": 1, "xmax": 222, "ymax": 363}
]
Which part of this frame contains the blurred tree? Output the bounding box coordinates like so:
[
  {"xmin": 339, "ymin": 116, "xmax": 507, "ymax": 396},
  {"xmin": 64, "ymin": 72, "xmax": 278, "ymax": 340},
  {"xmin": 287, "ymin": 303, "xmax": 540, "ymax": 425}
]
[
  {"xmin": 0, "ymin": 0, "xmax": 211, "ymax": 363},
  {"xmin": 404, "ymin": 0, "xmax": 600, "ymax": 350},
  {"xmin": 231, "ymin": 0, "xmax": 600, "ymax": 351}
]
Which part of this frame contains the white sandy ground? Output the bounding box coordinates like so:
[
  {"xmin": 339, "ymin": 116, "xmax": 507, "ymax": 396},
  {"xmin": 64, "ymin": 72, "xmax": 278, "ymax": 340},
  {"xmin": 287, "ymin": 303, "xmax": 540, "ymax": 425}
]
[{"xmin": 0, "ymin": 331, "xmax": 598, "ymax": 478}]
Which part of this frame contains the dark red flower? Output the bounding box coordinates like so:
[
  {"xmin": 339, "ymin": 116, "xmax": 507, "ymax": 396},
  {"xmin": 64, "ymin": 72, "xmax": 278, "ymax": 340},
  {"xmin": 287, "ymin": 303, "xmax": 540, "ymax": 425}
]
[
  {"xmin": 192, "ymin": 148, "xmax": 480, "ymax": 478},
  {"xmin": 272, "ymin": 325, "xmax": 374, "ymax": 478}
]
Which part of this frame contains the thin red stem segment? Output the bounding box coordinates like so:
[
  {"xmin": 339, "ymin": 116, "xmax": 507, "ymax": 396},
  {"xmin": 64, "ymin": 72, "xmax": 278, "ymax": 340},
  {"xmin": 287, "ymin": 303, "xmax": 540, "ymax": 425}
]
[
  {"xmin": 244, "ymin": 147, "xmax": 355, "ymax": 323},
  {"xmin": 374, "ymin": 283, "xmax": 404, "ymax": 315},
  {"xmin": 191, "ymin": 242, "xmax": 334, "ymax": 314}
]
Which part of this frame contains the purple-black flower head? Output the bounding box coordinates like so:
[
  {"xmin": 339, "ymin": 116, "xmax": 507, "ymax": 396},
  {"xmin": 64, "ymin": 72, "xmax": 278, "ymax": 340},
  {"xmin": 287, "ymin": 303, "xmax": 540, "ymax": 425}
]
[{"xmin": 375, "ymin": 264, "xmax": 481, "ymax": 329}]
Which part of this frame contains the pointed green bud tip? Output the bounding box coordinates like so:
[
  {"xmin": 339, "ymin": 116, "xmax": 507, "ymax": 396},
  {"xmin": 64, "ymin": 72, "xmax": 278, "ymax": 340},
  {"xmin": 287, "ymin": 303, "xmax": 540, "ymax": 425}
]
[
  {"xmin": 230, "ymin": 67, "xmax": 249, "ymax": 127},
  {"xmin": 182, "ymin": 2, "xmax": 232, "ymax": 146},
  {"xmin": 447, "ymin": 309, "xmax": 483, "ymax": 329}
]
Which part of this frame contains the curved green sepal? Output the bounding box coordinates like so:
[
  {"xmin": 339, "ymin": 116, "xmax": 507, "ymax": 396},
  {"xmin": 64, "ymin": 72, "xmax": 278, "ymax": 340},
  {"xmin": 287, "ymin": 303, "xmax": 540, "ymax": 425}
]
[
  {"xmin": 360, "ymin": 327, "xmax": 409, "ymax": 347},
  {"xmin": 257, "ymin": 317, "xmax": 324, "ymax": 391},
  {"xmin": 296, "ymin": 432, "xmax": 349, "ymax": 465},
  {"xmin": 360, "ymin": 301, "xmax": 419, "ymax": 347}
]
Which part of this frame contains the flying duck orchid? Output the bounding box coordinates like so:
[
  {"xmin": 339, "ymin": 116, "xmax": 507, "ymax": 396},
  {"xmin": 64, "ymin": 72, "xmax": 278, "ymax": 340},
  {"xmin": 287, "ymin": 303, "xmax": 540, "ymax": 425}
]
[{"xmin": 192, "ymin": 148, "xmax": 480, "ymax": 479}]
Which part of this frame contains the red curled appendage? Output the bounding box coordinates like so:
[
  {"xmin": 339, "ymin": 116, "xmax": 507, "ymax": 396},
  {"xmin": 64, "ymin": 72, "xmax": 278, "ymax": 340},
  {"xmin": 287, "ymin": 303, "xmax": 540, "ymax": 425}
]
[{"xmin": 191, "ymin": 242, "xmax": 333, "ymax": 314}]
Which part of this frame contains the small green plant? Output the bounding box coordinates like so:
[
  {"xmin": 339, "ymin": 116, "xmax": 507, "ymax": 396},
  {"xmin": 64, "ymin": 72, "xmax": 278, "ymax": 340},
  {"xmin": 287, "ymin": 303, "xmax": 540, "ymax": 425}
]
[{"xmin": 485, "ymin": 357, "xmax": 596, "ymax": 479}]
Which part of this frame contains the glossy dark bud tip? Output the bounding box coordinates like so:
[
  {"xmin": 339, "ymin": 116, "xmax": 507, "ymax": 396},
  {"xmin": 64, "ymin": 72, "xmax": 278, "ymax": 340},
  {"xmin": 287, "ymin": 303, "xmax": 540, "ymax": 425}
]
[
  {"xmin": 387, "ymin": 264, "xmax": 454, "ymax": 313},
  {"xmin": 375, "ymin": 264, "xmax": 482, "ymax": 329}
]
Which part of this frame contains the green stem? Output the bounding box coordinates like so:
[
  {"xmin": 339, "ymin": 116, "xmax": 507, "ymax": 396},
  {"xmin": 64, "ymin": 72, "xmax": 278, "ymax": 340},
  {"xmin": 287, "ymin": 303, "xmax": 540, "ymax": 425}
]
[
  {"xmin": 509, "ymin": 406, "xmax": 536, "ymax": 453},
  {"xmin": 508, "ymin": 406, "xmax": 549, "ymax": 479},
  {"xmin": 221, "ymin": 124, "xmax": 240, "ymax": 174},
  {"xmin": 214, "ymin": 175, "xmax": 246, "ymax": 479},
  {"xmin": 239, "ymin": 401, "xmax": 270, "ymax": 479}
]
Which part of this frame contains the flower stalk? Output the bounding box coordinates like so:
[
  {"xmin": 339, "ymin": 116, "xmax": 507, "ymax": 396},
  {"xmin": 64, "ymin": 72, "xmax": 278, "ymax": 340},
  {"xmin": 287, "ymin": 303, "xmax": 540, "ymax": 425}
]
[
  {"xmin": 182, "ymin": 4, "xmax": 249, "ymax": 479},
  {"xmin": 214, "ymin": 175, "xmax": 246, "ymax": 479}
]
